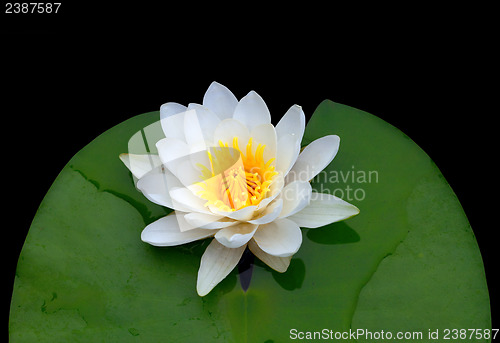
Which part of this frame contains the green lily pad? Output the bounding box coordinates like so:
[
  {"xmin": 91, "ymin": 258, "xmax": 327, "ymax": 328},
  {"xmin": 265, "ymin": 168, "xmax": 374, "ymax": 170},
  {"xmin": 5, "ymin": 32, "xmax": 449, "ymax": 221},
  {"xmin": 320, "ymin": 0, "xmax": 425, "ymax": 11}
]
[{"xmin": 9, "ymin": 100, "xmax": 490, "ymax": 342}]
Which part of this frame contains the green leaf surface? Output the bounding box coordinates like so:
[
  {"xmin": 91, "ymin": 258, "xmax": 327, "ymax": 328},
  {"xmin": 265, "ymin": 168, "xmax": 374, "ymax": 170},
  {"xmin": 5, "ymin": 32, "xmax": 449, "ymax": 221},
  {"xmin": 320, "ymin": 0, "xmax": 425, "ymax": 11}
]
[{"xmin": 10, "ymin": 102, "xmax": 490, "ymax": 342}]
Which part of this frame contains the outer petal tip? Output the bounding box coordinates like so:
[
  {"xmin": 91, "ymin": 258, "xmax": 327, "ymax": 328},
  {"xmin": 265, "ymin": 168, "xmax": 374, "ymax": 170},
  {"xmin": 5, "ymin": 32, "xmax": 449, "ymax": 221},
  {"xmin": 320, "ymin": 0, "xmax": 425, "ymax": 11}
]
[
  {"xmin": 248, "ymin": 239, "xmax": 292, "ymax": 273},
  {"xmin": 348, "ymin": 203, "xmax": 361, "ymax": 218},
  {"xmin": 233, "ymin": 89, "xmax": 271, "ymax": 130},
  {"xmin": 208, "ymin": 80, "xmax": 221, "ymax": 87},
  {"xmin": 203, "ymin": 81, "xmax": 238, "ymax": 121},
  {"xmin": 288, "ymin": 193, "xmax": 360, "ymax": 228},
  {"xmin": 287, "ymin": 134, "xmax": 341, "ymax": 183},
  {"xmin": 196, "ymin": 239, "xmax": 246, "ymax": 296},
  {"xmin": 141, "ymin": 215, "xmax": 217, "ymax": 246}
]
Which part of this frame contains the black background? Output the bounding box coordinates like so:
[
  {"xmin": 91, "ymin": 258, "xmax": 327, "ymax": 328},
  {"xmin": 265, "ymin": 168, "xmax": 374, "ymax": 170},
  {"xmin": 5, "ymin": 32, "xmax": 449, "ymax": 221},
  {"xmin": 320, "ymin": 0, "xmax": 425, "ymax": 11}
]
[{"xmin": 2, "ymin": 2, "xmax": 497, "ymax": 339}]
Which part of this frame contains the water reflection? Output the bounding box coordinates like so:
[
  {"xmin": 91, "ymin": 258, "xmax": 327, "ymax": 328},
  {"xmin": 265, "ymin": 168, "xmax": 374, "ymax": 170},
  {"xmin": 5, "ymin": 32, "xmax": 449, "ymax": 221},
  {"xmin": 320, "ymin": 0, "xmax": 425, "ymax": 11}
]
[
  {"xmin": 238, "ymin": 247, "xmax": 255, "ymax": 292},
  {"xmin": 271, "ymin": 258, "xmax": 306, "ymax": 291}
]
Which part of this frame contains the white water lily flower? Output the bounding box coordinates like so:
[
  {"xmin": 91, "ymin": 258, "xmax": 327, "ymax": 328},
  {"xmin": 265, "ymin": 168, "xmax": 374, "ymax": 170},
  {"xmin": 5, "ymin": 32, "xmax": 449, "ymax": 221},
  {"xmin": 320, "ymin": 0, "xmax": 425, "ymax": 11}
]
[{"xmin": 120, "ymin": 82, "xmax": 359, "ymax": 296}]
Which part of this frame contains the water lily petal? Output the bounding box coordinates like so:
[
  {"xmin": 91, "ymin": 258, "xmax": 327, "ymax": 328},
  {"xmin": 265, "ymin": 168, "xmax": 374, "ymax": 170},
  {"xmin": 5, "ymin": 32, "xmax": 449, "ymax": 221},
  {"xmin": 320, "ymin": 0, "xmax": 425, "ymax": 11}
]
[
  {"xmin": 253, "ymin": 218, "xmax": 302, "ymax": 257},
  {"xmin": 275, "ymin": 104, "xmax": 305, "ymax": 142},
  {"xmin": 185, "ymin": 104, "xmax": 221, "ymax": 150},
  {"xmin": 197, "ymin": 239, "xmax": 246, "ymax": 296},
  {"xmin": 169, "ymin": 187, "xmax": 212, "ymax": 214},
  {"xmin": 136, "ymin": 166, "xmax": 178, "ymax": 209},
  {"xmin": 268, "ymin": 172, "xmax": 285, "ymax": 198},
  {"xmin": 278, "ymin": 180, "xmax": 312, "ymax": 218},
  {"xmin": 203, "ymin": 81, "xmax": 238, "ymax": 120},
  {"xmin": 248, "ymin": 198, "xmax": 283, "ymax": 225},
  {"xmin": 209, "ymin": 204, "xmax": 257, "ymax": 221},
  {"xmin": 233, "ymin": 91, "xmax": 271, "ymax": 131},
  {"xmin": 287, "ymin": 192, "xmax": 360, "ymax": 228},
  {"xmin": 276, "ymin": 134, "xmax": 301, "ymax": 176},
  {"xmin": 184, "ymin": 212, "xmax": 238, "ymax": 230},
  {"xmin": 183, "ymin": 108, "xmax": 207, "ymax": 153},
  {"xmin": 286, "ymin": 135, "xmax": 340, "ymax": 183},
  {"xmin": 156, "ymin": 137, "xmax": 190, "ymax": 165},
  {"xmin": 160, "ymin": 102, "xmax": 187, "ymax": 141},
  {"xmin": 119, "ymin": 153, "xmax": 162, "ymax": 179},
  {"xmin": 172, "ymin": 158, "xmax": 208, "ymax": 192},
  {"xmin": 141, "ymin": 214, "xmax": 217, "ymax": 246},
  {"xmin": 156, "ymin": 139, "xmax": 207, "ymax": 189},
  {"xmin": 250, "ymin": 123, "xmax": 277, "ymax": 163},
  {"xmin": 213, "ymin": 118, "xmax": 250, "ymax": 147},
  {"xmin": 215, "ymin": 222, "xmax": 258, "ymax": 248},
  {"xmin": 248, "ymin": 239, "xmax": 291, "ymax": 273}
]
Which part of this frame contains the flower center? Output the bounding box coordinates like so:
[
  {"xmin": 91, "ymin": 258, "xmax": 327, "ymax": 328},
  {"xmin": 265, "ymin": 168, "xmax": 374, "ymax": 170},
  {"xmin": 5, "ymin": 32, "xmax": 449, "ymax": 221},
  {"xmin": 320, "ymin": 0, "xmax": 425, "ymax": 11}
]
[{"xmin": 196, "ymin": 137, "xmax": 278, "ymax": 212}]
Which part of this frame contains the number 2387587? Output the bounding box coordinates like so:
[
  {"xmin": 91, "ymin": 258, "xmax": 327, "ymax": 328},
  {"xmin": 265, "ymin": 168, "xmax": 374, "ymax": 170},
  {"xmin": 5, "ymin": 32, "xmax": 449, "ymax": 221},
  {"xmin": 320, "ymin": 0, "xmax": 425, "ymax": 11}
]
[{"xmin": 5, "ymin": 3, "xmax": 61, "ymax": 14}]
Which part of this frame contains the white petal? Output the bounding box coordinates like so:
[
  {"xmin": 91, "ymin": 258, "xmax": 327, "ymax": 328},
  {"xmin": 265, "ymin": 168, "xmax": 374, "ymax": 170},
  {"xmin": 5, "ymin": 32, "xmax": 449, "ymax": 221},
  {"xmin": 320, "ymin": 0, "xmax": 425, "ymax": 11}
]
[
  {"xmin": 233, "ymin": 91, "xmax": 271, "ymax": 131},
  {"xmin": 213, "ymin": 118, "xmax": 250, "ymax": 147},
  {"xmin": 252, "ymin": 218, "xmax": 302, "ymax": 257},
  {"xmin": 169, "ymin": 187, "xmax": 211, "ymax": 214},
  {"xmin": 215, "ymin": 222, "xmax": 258, "ymax": 248},
  {"xmin": 183, "ymin": 108, "xmax": 207, "ymax": 153},
  {"xmin": 197, "ymin": 239, "xmax": 246, "ymax": 296},
  {"xmin": 156, "ymin": 137, "xmax": 190, "ymax": 164},
  {"xmin": 183, "ymin": 212, "xmax": 222, "ymax": 226},
  {"xmin": 248, "ymin": 239, "xmax": 291, "ymax": 273},
  {"xmin": 268, "ymin": 172, "xmax": 285, "ymax": 199},
  {"xmin": 119, "ymin": 153, "xmax": 162, "ymax": 179},
  {"xmin": 278, "ymin": 180, "xmax": 312, "ymax": 218},
  {"xmin": 250, "ymin": 123, "xmax": 277, "ymax": 163},
  {"xmin": 160, "ymin": 102, "xmax": 187, "ymax": 141},
  {"xmin": 248, "ymin": 198, "xmax": 283, "ymax": 225},
  {"xmin": 156, "ymin": 138, "xmax": 206, "ymax": 188},
  {"xmin": 136, "ymin": 166, "xmax": 176, "ymax": 209},
  {"xmin": 175, "ymin": 156, "xmax": 209, "ymax": 190},
  {"xmin": 141, "ymin": 214, "xmax": 217, "ymax": 246},
  {"xmin": 209, "ymin": 205, "xmax": 257, "ymax": 221},
  {"xmin": 184, "ymin": 212, "xmax": 237, "ymax": 230},
  {"xmin": 286, "ymin": 135, "xmax": 340, "ymax": 183},
  {"xmin": 203, "ymin": 81, "xmax": 238, "ymax": 120},
  {"xmin": 275, "ymin": 105, "xmax": 305, "ymax": 142},
  {"xmin": 276, "ymin": 134, "xmax": 301, "ymax": 176},
  {"xmin": 287, "ymin": 192, "xmax": 360, "ymax": 228},
  {"xmin": 185, "ymin": 104, "xmax": 221, "ymax": 149}
]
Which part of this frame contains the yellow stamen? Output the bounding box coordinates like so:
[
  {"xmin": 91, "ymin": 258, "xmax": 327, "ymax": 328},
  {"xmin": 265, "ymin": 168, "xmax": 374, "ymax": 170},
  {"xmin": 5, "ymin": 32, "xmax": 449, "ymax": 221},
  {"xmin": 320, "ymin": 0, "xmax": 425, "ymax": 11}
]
[{"xmin": 196, "ymin": 137, "xmax": 278, "ymax": 211}]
